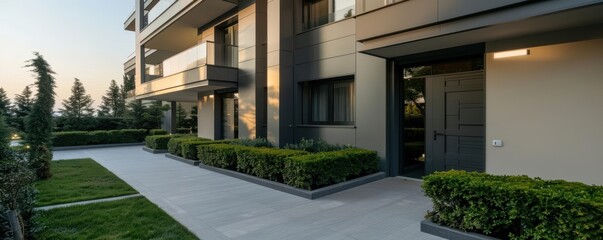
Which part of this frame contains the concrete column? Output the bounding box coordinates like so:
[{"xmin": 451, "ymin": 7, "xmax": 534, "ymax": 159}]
[
  {"xmin": 266, "ymin": 0, "xmax": 294, "ymax": 147},
  {"xmin": 169, "ymin": 101, "xmax": 177, "ymax": 133},
  {"xmin": 134, "ymin": 0, "xmax": 145, "ymax": 89},
  {"xmin": 198, "ymin": 92, "xmax": 219, "ymax": 140}
]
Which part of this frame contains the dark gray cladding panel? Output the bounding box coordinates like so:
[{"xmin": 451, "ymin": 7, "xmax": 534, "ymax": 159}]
[
  {"xmin": 295, "ymin": 54, "xmax": 355, "ymax": 82},
  {"xmin": 294, "ymin": 18, "xmax": 355, "ymax": 49},
  {"xmin": 294, "ymin": 35, "xmax": 356, "ymax": 65},
  {"xmin": 294, "ymin": 127, "xmax": 356, "ymax": 146}
]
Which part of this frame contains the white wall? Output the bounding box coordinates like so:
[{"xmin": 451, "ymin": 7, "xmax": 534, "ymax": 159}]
[{"xmin": 486, "ymin": 38, "xmax": 603, "ymax": 185}]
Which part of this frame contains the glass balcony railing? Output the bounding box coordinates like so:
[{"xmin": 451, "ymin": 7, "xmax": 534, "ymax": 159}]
[
  {"xmin": 161, "ymin": 41, "xmax": 238, "ymax": 78},
  {"xmin": 359, "ymin": 0, "xmax": 404, "ymax": 13},
  {"xmin": 143, "ymin": 0, "xmax": 177, "ymax": 28}
]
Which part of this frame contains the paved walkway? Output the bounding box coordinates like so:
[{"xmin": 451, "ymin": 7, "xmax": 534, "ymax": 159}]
[{"xmin": 53, "ymin": 146, "xmax": 442, "ymax": 240}]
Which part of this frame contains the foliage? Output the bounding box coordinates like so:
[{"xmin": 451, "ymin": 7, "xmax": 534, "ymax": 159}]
[
  {"xmin": 197, "ymin": 144, "xmax": 246, "ymax": 170},
  {"xmin": 283, "ymin": 148, "xmax": 380, "ymax": 190},
  {"xmin": 231, "ymin": 138, "xmax": 273, "ymax": 148},
  {"xmin": 177, "ymin": 128, "xmax": 191, "ymax": 134},
  {"xmin": 25, "ymin": 52, "xmax": 56, "ymax": 180},
  {"xmin": 175, "ymin": 103, "xmax": 187, "ymax": 128},
  {"xmin": 190, "ymin": 105, "xmax": 198, "ymax": 132},
  {"xmin": 59, "ymin": 78, "xmax": 94, "ymax": 118},
  {"xmin": 149, "ymin": 129, "xmax": 169, "ymax": 135},
  {"xmin": 125, "ymin": 100, "xmax": 169, "ymax": 130},
  {"xmin": 167, "ymin": 136, "xmax": 200, "ymax": 156},
  {"xmin": 284, "ymin": 138, "xmax": 351, "ymax": 153},
  {"xmin": 0, "ymin": 115, "xmax": 10, "ymax": 160},
  {"xmin": 122, "ymin": 74, "xmax": 135, "ymax": 92},
  {"xmin": 236, "ymin": 148, "xmax": 308, "ymax": 182},
  {"xmin": 10, "ymin": 86, "xmax": 34, "ymax": 132},
  {"xmin": 35, "ymin": 197, "xmax": 198, "ymax": 240},
  {"xmin": 35, "ymin": 159, "xmax": 137, "ymax": 207},
  {"xmin": 0, "ymin": 87, "xmax": 10, "ymax": 119},
  {"xmin": 52, "ymin": 129, "xmax": 147, "ymax": 147},
  {"xmin": 144, "ymin": 135, "xmax": 173, "ymax": 149},
  {"xmin": 97, "ymin": 80, "xmax": 125, "ymax": 117},
  {"xmin": 146, "ymin": 101, "xmax": 169, "ymax": 129},
  {"xmin": 422, "ymin": 170, "xmax": 603, "ymax": 239},
  {"xmin": 178, "ymin": 139, "xmax": 227, "ymax": 160},
  {"xmin": 0, "ymin": 150, "xmax": 37, "ymax": 239},
  {"xmin": 54, "ymin": 116, "xmax": 128, "ymax": 132}
]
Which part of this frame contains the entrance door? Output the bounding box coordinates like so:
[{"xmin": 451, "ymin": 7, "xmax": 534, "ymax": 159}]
[
  {"xmin": 222, "ymin": 93, "xmax": 238, "ymax": 139},
  {"xmin": 426, "ymin": 71, "xmax": 485, "ymax": 173}
]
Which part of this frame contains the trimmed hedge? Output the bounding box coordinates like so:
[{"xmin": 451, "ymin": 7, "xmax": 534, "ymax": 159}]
[
  {"xmin": 54, "ymin": 116, "xmax": 128, "ymax": 131},
  {"xmin": 179, "ymin": 139, "xmax": 230, "ymax": 160},
  {"xmin": 149, "ymin": 129, "xmax": 169, "ymax": 135},
  {"xmin": 52, "ymin": 129, "xmax": 147, "ymax": 147},
  {"xmin": 422, "ymin": 170, "xmax": 603, "ymax": 239},
  {"xmin": 197, "ymin": 144, "xmax": 250, "ymax": 170},
  {"xmin": 176, "ymin": 128, "xmax": 191, "ymax": 134},
  {"xmin": 283, "ymin": 148, "xmax": 380, "ymax": 190},
  {"xmin": 145, "ymin": 135, "xmax": 172, "ymax": 149},
  {"xmin": 167, "ymin": 136, "xmax": 201, "ymax": 156},
  {"xmin": 235, "ymin": 148, "xmax": 308, "ymax": 182}
]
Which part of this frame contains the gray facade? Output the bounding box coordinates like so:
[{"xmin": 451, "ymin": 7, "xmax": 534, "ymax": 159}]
[{"xmin": 125, "ymin": 0, "xmax": 603, "ymax": 184}]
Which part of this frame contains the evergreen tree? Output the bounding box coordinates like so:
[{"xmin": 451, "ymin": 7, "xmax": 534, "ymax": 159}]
[
  {"xmin": 60, "ymin": 78, "xmax": 94, "ymax": 118},
  {"xmin": 146, "ymin": 101, "xmax": 169, "ymax": 129},
  {"xmin": 98, "ymin": 80, "xmax": 125, "ymax": 117},
  {"xmin": 176, "ymin": 103, "xmax": 187, "ymax": 128},
  {"xmin": 191, "ymin": 105, "xmax": 198, "ymax": 132},
  {"xmin": 0, "ymin": 114, "xmax": 10, "ymax": 160},
  {"xmin": 25, "ymin": 52, "xmax": 55, "ymax": 180},
  {"xmin": 125, "ymin": 100, "xmax": 148, "ymax": 129},
  {"xmin": 123, "ymin": 74, "xmax": 135, "ymax": 92},
  {"xmin": 12, "ymin": 86, "xmax": 34, "ymax": 132},
  {"xmin": 0, "ymin": 87, "xmax": 11, "ymax": 118}
]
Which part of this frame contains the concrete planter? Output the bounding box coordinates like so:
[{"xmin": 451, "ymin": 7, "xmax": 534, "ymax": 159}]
[
  {"xmin": 421, "ymin": 220, "xmax": 500, "ymax": 240},
  {"xmin": 52, "ymin": 142, "xmax": 145, "ymax": 151},
  {"xmin": 165, "ymin": 153, "xmax": 200, "ymax": 166},
  {"xmin": 142, "ymin": 147, "xmax": 168, "ymax": 154},
  {"xmin": 197, "ymin": 162, "xmax": 386, "ymax": 199}
]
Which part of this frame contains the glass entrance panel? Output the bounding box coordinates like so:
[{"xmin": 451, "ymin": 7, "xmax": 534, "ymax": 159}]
[{"xmin": 222, "ymin": 93, "xmax": 239, "ymax": 139}]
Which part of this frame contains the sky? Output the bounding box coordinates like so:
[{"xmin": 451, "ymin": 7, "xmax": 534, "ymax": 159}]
[{"xmin": 0, "ymin": 0, "xmax": 135, "ymax": 110}]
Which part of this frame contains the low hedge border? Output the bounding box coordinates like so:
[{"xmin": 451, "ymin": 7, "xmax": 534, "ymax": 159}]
[
  {"xmin": 145, "ymin": 134, "xmax": 193, "ymax": 150},
  {"xmin": 180, "ymin": 139, "xmax": 233, "ymax": 160},
  {"xmin": 422, "ymin": 170, "xmax": 603, "ymax": 239},
  {"xmin": 167, "ymin": 136, "xmax": 203, "ymax": 156},
  {"xmin": 197, "ymin": 144, "xmax": 379, "ymax": 190},
  {"xmin": 52, "ymin": 129, "xmax": 147, "ymax": 147}
]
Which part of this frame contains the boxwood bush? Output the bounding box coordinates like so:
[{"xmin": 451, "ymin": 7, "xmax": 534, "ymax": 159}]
[
  {"xmin": 422, "ymin": 170, "xmax": 603, "ymax": 239},
  {"xmin": 284, "ymin": 138, "xmax": 350, "ymax": 153},
  {"xmin": 145, "ymin": 135, "xmax": 172, "ymax": 149},
  {"xmin": 167, "ymin": 136, "xmax": 201, "ymax": 156},
  {"xmin": 180, "ymin": 139, "xmax": 232, "ymax": 160},
  {"xmin": 149, "ymin": 129, "xmax": 169, "ymax": 135},
  {"xmin": 235, "ymin": 148, "xmax": 308, "ymax": 182},
  {"xmin": 52, "ymin": 129, "xmax": 147, "ymax": 147},
  {"xmin": 197, "ymin": 144, "xmax": 251, "ymax": 170},
  {"xmin": 283, "ymin": 148, "xmax": 380, "ymax": 190}
]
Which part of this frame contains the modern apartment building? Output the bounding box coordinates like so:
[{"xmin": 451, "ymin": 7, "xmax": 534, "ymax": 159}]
[{"xmin": 124, "ymin": 0, "xmax": 603, "ymax": 185}]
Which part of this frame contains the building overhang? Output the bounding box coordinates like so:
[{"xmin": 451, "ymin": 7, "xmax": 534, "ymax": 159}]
[
  {"xmin": 358, "ymin": 1, "xmax": 603, "ymax": 58},
  {"xmin": 139, "ymin": 0, "xmax": 237, "ymax": 53},
  {"xmin": 124, "ymin": 11, "xmax": 135, "ymax": 31},
  {"xmin": 124, "ymin": 49, "xmax": 176, "ymax": 76},
  {"xmin": 135, "ymin": 65, "xmax": 238, "ymax": 102}
]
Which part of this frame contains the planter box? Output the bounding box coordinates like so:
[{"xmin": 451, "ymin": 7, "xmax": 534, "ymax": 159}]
[
  {"xmin": 142, "ymin": 147, "xmax": 168, "ymax": 154},
  {"xmin": 197, "ymin": 162, "xmax": 386, "ymax": 199},
  {"xmin": 421, "ymin": 220, "xmax": 499, "ymax": 240},
  {"xmin": 52, "ymin": 142, "xmax": 145, "ymax": 151},
  {"xmin": 165, "ymin": 153, "xmax": 200, "ymax": 166}
]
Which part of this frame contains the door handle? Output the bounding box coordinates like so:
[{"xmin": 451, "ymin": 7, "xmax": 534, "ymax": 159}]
[{"xmin": 433, "ymin": 131, "xmax": 445, "ymax": 141}]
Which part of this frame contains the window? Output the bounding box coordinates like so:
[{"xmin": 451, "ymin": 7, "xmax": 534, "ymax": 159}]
[
  {"xmin": 306, "ymin": 78, "xmax": 355, "ymax": 125},
  {"xmin": 302, "ymin": 0, "xmax": 355, "ymax": 30}
]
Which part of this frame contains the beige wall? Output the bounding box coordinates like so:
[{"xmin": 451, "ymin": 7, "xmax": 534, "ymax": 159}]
[{"xmin": 485, "ymin": 38, "xmax": 603, "ymax": 185}]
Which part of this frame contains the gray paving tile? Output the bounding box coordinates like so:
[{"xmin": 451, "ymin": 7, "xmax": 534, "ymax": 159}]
[{"xmin": 52, "ymin": 146, "xmax": 442, "ymax": 240}]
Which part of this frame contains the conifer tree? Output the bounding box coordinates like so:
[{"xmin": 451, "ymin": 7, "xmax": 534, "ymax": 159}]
[
  {"xmin": 60, "ymin": 78, "xmax": 94, "ymax": 118},
  {"xmin": 0, "ymin": 87, "xmax": 11, "ymax": 118},
  {"xmin": 25, "ymin": 52, "xmax": 55, "ymax": 180},
  {"xmin": 176, "ymin": 103, "xmax": 187, "ymax": 128},
  {"xmin": 98, "ymin": 80, "xmax": 125, "ymax": 117},
  {"xmin": 12, "ymin": 86, "xmax": 34, "ymax": 132}
]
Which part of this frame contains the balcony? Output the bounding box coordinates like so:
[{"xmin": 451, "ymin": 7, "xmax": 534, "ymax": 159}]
[
  {"xmin": 124, "ymin": 48, "xmax": 175, "ymax": 76},
  {"xmin": 136, "ymin": 41, "xmax": 238, "ymax": 102}
]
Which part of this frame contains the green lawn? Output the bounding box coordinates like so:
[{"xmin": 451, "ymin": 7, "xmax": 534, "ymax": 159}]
[
  {"xmin": 35, "ymin": 197, "xmax": 198, "ymax": 240},
  {"xmin": 35, "ymin": 158, "xmax": 137, "ymax": 207}
]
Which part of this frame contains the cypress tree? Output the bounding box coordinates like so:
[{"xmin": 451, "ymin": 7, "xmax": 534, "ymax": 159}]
[{"xmin": 25, "ymin": 52, "xmax": 56, "ymax": 180}]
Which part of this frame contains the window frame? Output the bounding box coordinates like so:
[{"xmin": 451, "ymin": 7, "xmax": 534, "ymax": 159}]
[{"xmin": 307, "ymin": 77, "xmax": 355, "ymax": 125}]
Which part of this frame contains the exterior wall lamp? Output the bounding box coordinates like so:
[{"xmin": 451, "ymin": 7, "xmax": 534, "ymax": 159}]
[{"xmin": 493, "ymin": 49, "xmax": 530, "ymax": 59}]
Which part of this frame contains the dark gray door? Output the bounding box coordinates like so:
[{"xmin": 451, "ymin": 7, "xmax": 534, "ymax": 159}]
[{"xmin": 426, "ymin": 71, "xmax": 485, "ymax": 173}]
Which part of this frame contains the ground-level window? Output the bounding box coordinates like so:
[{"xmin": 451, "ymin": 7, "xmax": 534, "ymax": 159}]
[{"xmin": 306, "ymin": 78, "xmax": 355, "ymax": 125}]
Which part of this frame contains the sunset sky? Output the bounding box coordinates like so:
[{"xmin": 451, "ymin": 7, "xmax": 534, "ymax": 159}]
[{"xmin": 0, "ymin": 0, "xmax": 135, "ymax": 109}]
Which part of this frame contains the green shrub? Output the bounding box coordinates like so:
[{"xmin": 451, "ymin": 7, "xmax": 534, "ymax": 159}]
[
  {"xmin": 52, "ymin": 129, "xmax": 147, "ymax": 147},
  {"xmin": 144, "ymin": 135, "xmax": 172, "ymax": 149},
  {"xmin": 235, "ymin": 148, "xmax": 308, "ymax": 182},
  {"xmin": 284, "ymin": 138, "xmax": 351, "ymax": 153},
  {"xmin": 149, "ymin": 129, "xmax": 169, "ymax": 135},
  {"xmin": 197, "ymin": 144, "xmax": 250, "ymax": 170},
  {"xmin": 167, "ymin": 136, "xmax": 201, "ymax": 156},
  {"xmin": 283, "ymin": 148, "xmax": 380, "ymax": 190},
  {"xmin": 231, "ymin": 138, "xmax": 273, "ymax": 148},
  {"xmin": 179, "ymin": 139, "xmax": 224, "ymax": 160},
  {"xmin": 422, "ymin": 170, "xmax": 603, "ymax": 239},
  {"xmin": 176, "ymin": 128, "xmax": 191, "ymax": 134},
  {"xmin": 54, "ymin": 116, "xmax": 128, "ymax": 132}
]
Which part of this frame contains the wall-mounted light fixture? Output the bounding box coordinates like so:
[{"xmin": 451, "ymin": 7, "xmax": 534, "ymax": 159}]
[
  {"xmin": 209, "ymin": 94, "xmax": 214, "ymax": 98},
  {"xmin": 493, "ymin": 49, "xmax": 530, "ymax": 59}
]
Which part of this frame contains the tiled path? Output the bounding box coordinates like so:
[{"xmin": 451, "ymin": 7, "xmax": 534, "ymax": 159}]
[{"xmin": 53, "ymin": 146, "xmax": 442, "ymax": 240}]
